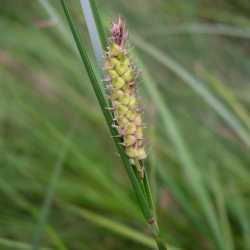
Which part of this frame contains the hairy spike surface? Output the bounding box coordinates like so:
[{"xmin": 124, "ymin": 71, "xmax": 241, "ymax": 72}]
[{"xmin": 104, "ymin": 17, "xmax": 147, "ymax": 162}]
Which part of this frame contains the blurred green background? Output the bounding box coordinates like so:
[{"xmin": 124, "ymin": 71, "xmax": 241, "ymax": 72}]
[{"xmin": 1, "ymin": 0, "xmax": 250, "ymax": 249}]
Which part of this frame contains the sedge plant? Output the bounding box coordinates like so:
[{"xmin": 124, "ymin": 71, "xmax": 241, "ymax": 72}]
[{"xmin": 60, "ymin": 0, "xmax": 167, "ymax": 249}]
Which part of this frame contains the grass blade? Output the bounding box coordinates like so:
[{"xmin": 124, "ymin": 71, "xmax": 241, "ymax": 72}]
[
  {"xmin": 145, "ymin": 23, "xmax": 250, "ymax": 39},
  {"xmin": 0, "ymin": 176, "xmax": 65, "ymax": 250},
  {"xmin": 198, "ymin": 67, "xmax": 250, "ymax": 130},
  {"xmin": 209, "ymin": 169, "xmax": 234, "ymax": 250},
  {"xmin": 31, "ymin": 127, "xmax": 74, "ymax": 250},
  {"xmin": 0, "ymin": 238, "xmax": 50, "ymax": 250},
  {"xmin": 132, "ymin": 34, "xmax": 250, "ymax": 147},
  {"xmin": 63, "ymin": 203, "xmax": 178, "ymax": 250},
  {"xmin": 135, "ymin": 62, "xmax": 225, "ymax": 249}
]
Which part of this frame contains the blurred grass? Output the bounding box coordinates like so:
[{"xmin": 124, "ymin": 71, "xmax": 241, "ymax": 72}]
[{"xmin": 1, "ymin": 0, "xmax": 250, "ymax": 249}]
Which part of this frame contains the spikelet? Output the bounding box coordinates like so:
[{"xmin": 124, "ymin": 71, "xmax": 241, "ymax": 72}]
[{"xmin": 104, "ymin": 17, "xmax": 147, "ymax": 166}]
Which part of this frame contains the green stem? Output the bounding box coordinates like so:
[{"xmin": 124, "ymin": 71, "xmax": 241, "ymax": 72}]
[
  {"xmin": 134, "ymin": 160, "xmax": 164, "ymax": 245},
  {"xmin": 60, "ymin": 0, "xmax": 151, "ymax": 222},
  {"xmin": 60, "ymin": 1, "xmax": 167, "ymax": 249}
]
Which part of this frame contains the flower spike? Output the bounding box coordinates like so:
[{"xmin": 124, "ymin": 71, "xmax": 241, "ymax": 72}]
[{"xmin": 104, "ymin": 17, "xmax": 147, "ymax": 168}]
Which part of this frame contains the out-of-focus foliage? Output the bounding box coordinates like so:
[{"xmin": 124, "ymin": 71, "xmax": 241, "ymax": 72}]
[{"xmin": 1, "ymin": 0, "xmax": 250, "ymax": 249}]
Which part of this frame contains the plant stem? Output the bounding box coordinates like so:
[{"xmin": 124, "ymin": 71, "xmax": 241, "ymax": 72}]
[
  {"xmin": 60, "ymin": 1, "xmax": 167, "ymax": 249},
  {"xmin": 60, "ymin": 0, "xmax": 152, "ymax": 222}
]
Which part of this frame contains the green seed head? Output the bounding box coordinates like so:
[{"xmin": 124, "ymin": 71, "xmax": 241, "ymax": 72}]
[{"xmin": 105, "ymin": 17, "xmax": 147, "ymax": 161}]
